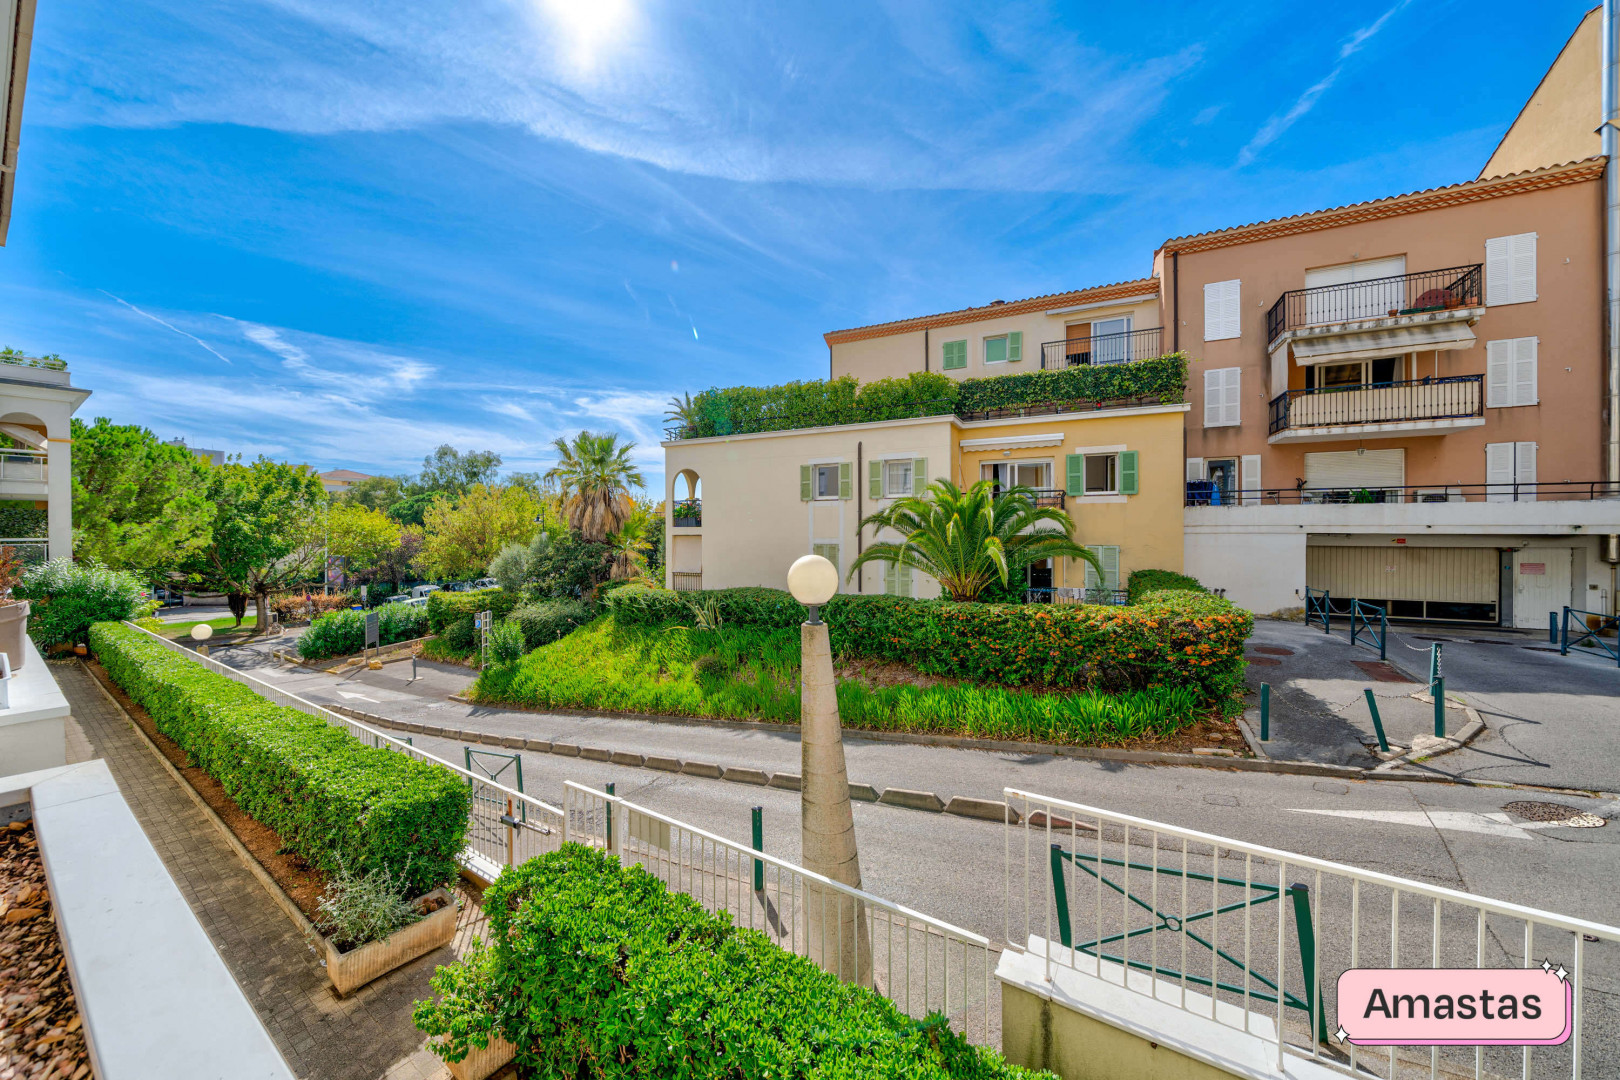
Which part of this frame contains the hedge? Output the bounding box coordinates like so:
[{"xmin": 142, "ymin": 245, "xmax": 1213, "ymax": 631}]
[
  {"xmin": 1126, "ymin": 568, "xmax": 1205, "ymax": 604},
  {"xmin": 508, "ymin": 599, "xmax": 593, "ymax": 650},
  {"xmin": 297, "ymin": 603, "xmax": 430, "ymax": 661},
  {"xmin": 425, "ymin": 587, "xmax": 517, "ymax": 634},
  {"xmin": 15, "ymin": 559, "xmax": 149, "ymax": 646},
  {"xmin": 956, "ymin": 353, "xmax": 1186, "ymax": 413},
  {"xmin": 413, "ymin": 845, "xmax": 1043, "ymax": 1080},
  {"xmin": 606, "ymin": 585, "xmax": 1250, "ymax": 706},
  {"xmin": 90, "ymin": 622, "xmax": 469, "ymax": 894}
]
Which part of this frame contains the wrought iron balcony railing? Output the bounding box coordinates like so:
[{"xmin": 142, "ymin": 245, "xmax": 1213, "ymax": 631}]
[
  {"xmin": 1265, "ymin": 264, "xmax": 1483, "ymax": 345},
  {"xmin": 1268, "ymin": 374, "xmax": 1483, "ymax": 435},
  {"xmin": 1040, "ymin": 327, "xmax": 1163, "ymax": 369}
]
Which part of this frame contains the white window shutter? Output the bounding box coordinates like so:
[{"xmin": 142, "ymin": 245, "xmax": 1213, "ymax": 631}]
[
  {"xmin": 1222, "ymin": 367, "xmax": 1241, "ymax": 425},
  {"xmin": 1485, "ymin": 339, "xmax": 1510, "ymax": 407},
  {"xmin": 1204, "ymin": 280, "xmax": 1241, "ymax": 341},
  {"xmin": 1203, "ymin": 369, "xmax": 1223, "ymax": 426},
  {"xmin": 1510, "ymin": 233, "xmax": 1537, "ymax": 303},
  {"xmin": 1516, "ymin": 441, "xmax": 1537, "ymax": 501},
  {"xmin": 1241, "ymin": 454, "xmax": 1261, "ymax": 505},
  {"xmin": 1486, "ymin": 233, "xmax": 1536, "ymax": 306},
  {"xmin": 1512, "ymin": 337, "xmax": 1538, "ymax": 406},
  {"xmin": 1185, "ymin": 457, "xmax": 1206, "ymax": 483},
  {"xmin": 1485, "ymin": 442, "xmax": 1513, "ymax": 502}
]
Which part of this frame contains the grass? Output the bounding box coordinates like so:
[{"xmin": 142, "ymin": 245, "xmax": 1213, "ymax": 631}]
[
  {"xmin": 471, "ymin": 615, "xmax": 1203, "ymax": 746},
  {"xmin": 154, "ymin": 615, "xmax": 259, "ymax": 639}
]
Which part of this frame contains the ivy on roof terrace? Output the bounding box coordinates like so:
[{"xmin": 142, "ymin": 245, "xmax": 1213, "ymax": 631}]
[{"xmin": 667, "ymin": 353, "xmax": 1187, "ymax": 440}]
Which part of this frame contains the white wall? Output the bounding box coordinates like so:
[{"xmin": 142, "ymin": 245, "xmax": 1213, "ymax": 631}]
[{"xmin": 1184, "ymin": 530, "xmax": 1306, "ymax": 615}]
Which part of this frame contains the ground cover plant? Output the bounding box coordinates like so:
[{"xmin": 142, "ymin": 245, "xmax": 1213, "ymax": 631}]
[
  {"xmin": 90, "ymin": 621, "xmax": 469, "ymax": 894},
  {"xmin": 297, "ymin": 602, "xmax": 430, "ymax": 661},
  {"xmin": 470, "ymin": 615, "xmax": 1205, "ymax": 744},
  {"xmin": 413, "ymin": 844, "xmax": 1044, "ymax": 1080}
]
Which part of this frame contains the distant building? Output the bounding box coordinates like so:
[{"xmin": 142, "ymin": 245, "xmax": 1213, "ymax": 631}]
[
  {"xmin": 319, "ymin": 469, "xmax": 374, "ymax": 495},
  {"xmin": 165, "ymin": 439, "xmax": 226, "ymax": 467}
]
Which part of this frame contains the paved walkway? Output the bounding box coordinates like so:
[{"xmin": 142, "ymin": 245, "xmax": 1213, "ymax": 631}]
[{"xmin": 56, "ymin": 659, "xmax": 492, "ymax": 1080}]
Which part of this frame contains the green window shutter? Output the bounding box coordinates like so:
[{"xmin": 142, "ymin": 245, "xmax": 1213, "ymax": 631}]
[
  {"xmin": 1008, "ymin": 331, "xmax": 1023, "ymax": 362},
  {"xmin": 1064, "ymin": 454, "xmax": 1084, "ymax": 496},
  {"xmin": 813, "ymin": 543, "xmax": 840, "ymax": 574},
  {"xmin": 1118, "ymin": 451, "xmax": 1139, "ymax": 495},
  {"xmin": 839, "ymin": 462, "xmax": 853, "ymax": 499},
  {"xmin": 943, "ymin": 340, "xmax": 966, "ymax": 370},
  {"xmin": 1084, "ymin": 547, "xmax": 1120, "ymax": 590},
  {"xmin": 800, "ymin": 465, "xmax": 812, "ymax": 501},
  {"xmin": 869, "ymin": 459, "xmax": 883, "ymax": 499},
  {"xmin": 912, "ymin": 458, "xmax": 927, "ymax": 493},
  {"xmin": 899, "ymin": 563, "xmax": 913, "ymax": 597},
  {"xmin": 884, "ymin": 561, "xmax": 897, "ymax": 595},
  {"xmin": 985, "ymin": 336, "xmax": 1007, "ymax": 365}
]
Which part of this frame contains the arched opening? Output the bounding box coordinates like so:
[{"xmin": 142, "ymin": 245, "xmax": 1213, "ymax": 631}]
[{"xmin": 672, "ymin": 469, "xmax": 701, "ymax": 527}]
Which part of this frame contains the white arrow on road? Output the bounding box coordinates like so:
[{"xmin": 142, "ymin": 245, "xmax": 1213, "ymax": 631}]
[
  {"xmin": 336, "ymin": 691, "xmax": 380, "ymax": 703},
  {"xmin": 1288, "ymin": 808, "xmax": 1577, "ymax": 840}
]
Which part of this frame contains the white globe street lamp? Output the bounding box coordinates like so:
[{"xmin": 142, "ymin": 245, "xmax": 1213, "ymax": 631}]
[{"xmin": 788, "ymin": 554, "xmax": 869, "ymax": 982}]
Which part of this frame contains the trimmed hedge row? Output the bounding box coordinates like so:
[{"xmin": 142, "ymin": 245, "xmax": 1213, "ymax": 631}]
[
  {"xmin": 956, "ymin": 353, "xmax": 1186, "ymax": 413},
  {"xmin": 90, "ymin": 622, "xmax": 469, "ymax": 894},
  {"xmin": 1126, "ymin": 568, "xmax": 1205, "ymax": 605},
  {"xmin": 297, "ymin": 603, "xmax": 430, "ymax": 661},
  {"xmin": 605, "ymin": 584, "xmax": 1251, "ymax": 705},
  {"xmin": 508, "ymin": 598, "xmax": 593, "ymax": 650},
  {"xmin": 413, "ymin": 844, "xmax": 1043, "ymax": 1079},
  {"xmin": 425, "ymin": 587, "xmax": 516, "ymax": 634}
]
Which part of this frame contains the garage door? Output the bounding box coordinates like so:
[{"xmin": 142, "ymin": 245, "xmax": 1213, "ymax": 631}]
[{"xmin": 1306, "ymin": 546, "xmax": 1498, "ymax": 623}]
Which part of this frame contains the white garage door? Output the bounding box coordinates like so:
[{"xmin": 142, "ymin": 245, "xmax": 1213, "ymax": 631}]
[{"xmin": 1306, "ymin": 546, "xmax": 1498, "ymax": 623}]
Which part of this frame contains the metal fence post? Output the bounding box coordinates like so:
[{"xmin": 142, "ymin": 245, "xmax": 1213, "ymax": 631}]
[
  {"xmin": 1550, "ymin": 611, "xmax": 1559, "ymax": 645},
  {"xmin": 1288, "ymin": 884, "xmax": 1329, "ymax": 1043},
  {"xmin": 751, "ymin": 806, "xmax": 764, "ymax": 891},
  {"xmin": 1433, "ymin": 678, "xmax": 1446, "ymax": 739},
  {"xmin": 1378, "ymin": 608, "xmax": 1387, "ymax": 661},
  {"xmin": 1260, "ymin": 682, "xmax": 1271, "ymax": 741},
  {"xmin": 605, "ymin": 782, "xmax": 615, "ymax": 853},
  {"xmin": 1363, "ymin": 689, "xmax": 1389, "ymax": 753},
  {"xmin": 1049, "ymin": 844, "xmax": 1073, "ymax": 950},
  {"xmin": 1560, "ymin": 606, "xmax": 1571, "ymax": 655}
]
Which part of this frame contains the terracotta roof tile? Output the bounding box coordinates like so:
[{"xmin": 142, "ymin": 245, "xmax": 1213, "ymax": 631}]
[{"xmin": 823, "ymin": 276, "xmax": 1159, "ymax": 345}]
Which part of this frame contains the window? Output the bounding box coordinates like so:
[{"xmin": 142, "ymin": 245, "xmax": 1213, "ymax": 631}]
[
  {"xmin": 1205, "ymin": 458, "xmax": 1237, "ymax": 502},
  {"xmin": 1485, "ymin": 233, "xmax": 1537, "ymax": 306},
  {"xmin": 1203, "ymin": 279, "xmax": 1241, "ymax": 341},
  {"xmin": 1203, "ymin": 367, "xmax": 1241, "ymax": 427},
  {"xmin": 884, "ymin": 459, "xmax": 913, "ymax": 496},
  {"xmin": 981, "ymin": 461, "xmax": 1051, "ymax": 491},
  {"xmin": 801, "ymin": 462, "xmax": 851, "ymax": 500},
  {"xmin": 871, "ymin": 457, "xmax": 926, "ymax": 498},
  {"xmin": 1084, "ymin": 454, "xmax": 1117, "ymax": 494},
  {"xmin": 1064, "ymin": 451, "xmax": 1137, "ymax": 497},
  {"xmin": 1486, "ymin": 442, "xmax": 1537, "ymax": 502},
  {"xmin": 1304, "ymin": 256, "xmax": 1407, "ymax": 323},
  {"xmin": 1084, "ymin": 545, "xmax": 1121, "ymax": 591},
  {"xmin": 816, "ymin": 465, "xmax": 839, "ymax": 498},
  {"xmin": 812, "ymin": 542, "xmax": 841, "ymax": 575},
  {"xmin": 1091, "ymin": 316, "xmax": 1132, "ymax": 363},
  {"xmin": 883, "ymin": 561, "xmax": 913, "ymax": 598},
  {"xmin": 1304, "ymin": 356, "xmax": 1401, "ymax": 389},
  {"xmin": 983, "ymin": 331, "xmax": 1022, "ymax": 365},
  {"xmin": 1486, "ymin": 337, "xmax": 1538, "ymax": 407},
  {"xmin": 942, "ymin": 340, "xmax": 967, "ymax": 370}
]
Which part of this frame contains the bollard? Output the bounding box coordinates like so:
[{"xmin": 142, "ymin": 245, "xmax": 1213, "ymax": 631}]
[
  {"xmin": 1259, "ymin": 682, "xmax": 1271, "ymax": 741},
  {"xmin": 412, "ymin": 654, "xmax": 417, "ymax": 681},
  {"xmin": 1433, "ymin": 678, "xmax": 1446, "ymax": 739},
  {"xmin": 1363, "ymin": 688, "xmax": 1389, "ymax": 753},
  {"xmin": 751, "ymin": 806, "xmax": 764, "ymax": 891},
  {"xmin": 1549, "ymin": 611, "xmax": 1559, "ymax": 645},
  {"xmin": 605, "ymin": 782, "xmax": 615, "ymax": 852}
]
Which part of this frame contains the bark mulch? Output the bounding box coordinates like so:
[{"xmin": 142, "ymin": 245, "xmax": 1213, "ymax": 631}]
[{"xmin": 0, "ymin": 821, "xmax": 89, "ymax": 1080}]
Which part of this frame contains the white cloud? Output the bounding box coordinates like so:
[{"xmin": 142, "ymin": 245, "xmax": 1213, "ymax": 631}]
[{"xmin": 99, "ymin": 290, "xmax": 235, "ymax": 365}]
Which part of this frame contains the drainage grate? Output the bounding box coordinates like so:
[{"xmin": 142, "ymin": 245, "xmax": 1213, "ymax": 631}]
[{"xmin": 1502, "ymin": 801, "xmax": 1607, "ymax": 828}]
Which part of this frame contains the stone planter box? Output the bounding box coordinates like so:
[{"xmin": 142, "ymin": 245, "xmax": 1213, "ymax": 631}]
[
  {"xmin": 323, "ymin": 888, "xmax": 458, "ymax": 997},
  {"xmin": 446, "ymin": 1036, "xmax": 518, "ymax": 1080}
]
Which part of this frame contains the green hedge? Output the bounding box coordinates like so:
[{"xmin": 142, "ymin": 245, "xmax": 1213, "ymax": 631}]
[
  {"xmin": 297, "ymin": 603, "xmax": 430, "ymax": 661},
  {"xmin": 413, "ymin": 845, "xmax": 1043, "ymax": 1079},
  {"xmin": 508, "ymin": 599, "xmax": 593, "ymax": 650},
  {"xmin": 1126, "ymin": 568, "xmax": 1205, "ymax": 604},
  {"xmin": 90, "ymin": 622, "xmax": 469, "ymax": 894},
  {"xmin": 16, "ymin": 559, "xmax": 149, "ymax": 646},
  {"xmin": 605, "ymin": 584, "xmax": 806, "ymax": 629},
  {"xmin": 956, "ymin": 353, "xmax": 1186, "ymax": 412},
  {"xmin": 425, "ymin": 587, "xmax": 517, "ymax": 634}
]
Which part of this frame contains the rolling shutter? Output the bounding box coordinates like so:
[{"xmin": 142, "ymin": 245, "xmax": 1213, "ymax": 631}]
[
  {"xmin": 838, "ymin": 462, "xmax": 852, "ymax": 500},
  {"xmin": 1203, "ymin": 279, "xmax": 1241, "ymax": 341},
  {"xmin": 800, "ymin": 465, "xmax": 812, "ymax": 501},
  {"xmin": 869, "ymin": 459, "xmax": 883, "ymax": 499},
  {"xmin": 1117, "ymin": 451, "xmax": 1139, "ymax": 495},
  {"xmin": 1486, "ymin": 233, "xmax": 1537, "ymax": 306},
  {"xmin": 1303, "ymin": 449, "xmax": 1405, "ymax": 491},
  {"xmin": 942, "ymin": 340, "xmax": 967, "ymax": 370},
  {"xmin": 1065, "ymin": 454, "xmax": 1084, "ymax": 496}
]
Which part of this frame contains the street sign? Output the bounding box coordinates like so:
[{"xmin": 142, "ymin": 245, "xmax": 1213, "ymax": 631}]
[
  {"xmin": 360, "ymin": 584, "xmax": 368, "ymax": 604},
  {"xmin": 365, "ymin": 611, "xmax": 379, "ymax": 649}
]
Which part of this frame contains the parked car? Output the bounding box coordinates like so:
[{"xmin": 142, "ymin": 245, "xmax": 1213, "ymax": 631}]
[
  {"xmin": 383, "ymin": 594, "xmax": 411, "ymax": 605},
  {"xmin": 471, "ymin": 578, "xmax": 497, "ymax": 589},
  {"xmin": 410, "ymin": 584, "xmax": 441, "ymax": 599},
  {"xmin": 403, "ymin": 596, "xmax": 430, "ymax": 608},
  {"xmin": 149, "ymin": 587, "xmax": 184, "ymax": 607}
]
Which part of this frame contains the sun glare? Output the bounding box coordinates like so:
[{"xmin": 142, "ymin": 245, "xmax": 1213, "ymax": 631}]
[{"xmin": 537, "ymin": 0, "xmax": 633, "ymax": 72}]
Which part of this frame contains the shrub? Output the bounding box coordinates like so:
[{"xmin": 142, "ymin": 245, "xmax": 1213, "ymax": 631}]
[
  {"xmin": 606, "ymin": 584, "xmax": 807, "ymax": 629},
  {"xmin": 297, "ymin": 603, "xmax": 430, "ymax": 661},
  {"xmin": 527, "ymin": 531, "xmax": 613, "ymax": 601},
  {"xmin": 270, "ymin": 591, "xmax": 355, "ymax": 621},
  {"xmin": 90, "ymin": 621, "xmax": 469, "ymax": 894},
  {"xmin": 443, "ymin": 615, "xmax": 477, "ymax": 651},
  {"xmin": 956, "ymin": 353, "xmax": 1186, "ymax": 413},
  {"xmin": 486, "ymin": 542, "xmax": 529, "ymax": 593},
  {"xmin": 425, "ymin": 587, "xmax": 516, "ymax": 633},
  {"xmin": 1127, "ymin": 568, "xmax": 1205, "ymax": 604},
  {"xmin": 316, "ymin": 862, "xmax": 423, "ymax": 951},
  {"xmin": 508, "ymin": 599, "xmax": 592, "ymax": 650},
  {"xmin": 680, "ymin": 372, "xmax": 958, "ymax": 439},
  {"xmin": 15, "ymin": 559, "xmax": 148, "ymax": 645},
  {"xmin": 413, "ymin": 845, "xmax": 1041, "ymax": 1079},
  {"xmin": 485, "ymin": 619, "xmax": 525, "ymax": 667}
]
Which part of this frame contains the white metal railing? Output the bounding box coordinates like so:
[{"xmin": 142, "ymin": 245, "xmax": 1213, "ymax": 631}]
[
  {"xmin": 0, "ymin": 449, "xmax": 46, "ymax": 483},
  {"xmin": 0, "ymin": 537, "xmax": 47, "ymax": 565},
  {"xmin": 123, "ymin": 624, "xmax": 996, "ymax": 1043},
  {"xmin": 564, "ymin": 781, "xmax": 995, "ymax": 1044},
  {"xmin": 1004, "ymin": 787, "xmax": 1620, "ymax": 1080}
]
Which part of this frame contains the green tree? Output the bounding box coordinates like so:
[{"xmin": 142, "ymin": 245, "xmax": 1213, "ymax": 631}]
[
  {"xmin": 416, "ymin": 484, "xmax": 540, "ymax": 582},
  {"xmin": 388, "ymin": 491, "xmax": 440, "ymax": 528},
  {"xmin": 70, "ymin": 417, "xmax": 215, "ymax": 573},
  {"xmin": 847, "ymin": 479, "xmax": 1103, "ymax": 602},
  {"xmin": 606, "ymin": 503, "xmax": 656, "ymax": 581},
  {"xmin": 326, "ymin": 504, "xmax": 403, "ymax": 581},
  {"xmin": 182, "ymin": 459, "xmax": 326, "ymax": 627},
  {"xmin": 338, "ymin": 474, "xmax": 405, "ymax": 513},
  {"xmin": 544, "ymin": 431, "xmax": 645, "ymax": 543},
  {"xmin": 529, "ymin": 530, "xmax": 613, "ymax": 602},
  {"xmin": 413, "ymin": 445, "xmax": 502, "ymax": 496}
]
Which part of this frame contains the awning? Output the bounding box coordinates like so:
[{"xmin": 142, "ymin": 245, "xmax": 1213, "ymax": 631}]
[
  {"xmin": 957, "ymin": 432, "xmax": 1064, "ymax": 451},
  {"xmin": 1291, "ymin": 320, "xmax": 1477, "ymax": 365}
]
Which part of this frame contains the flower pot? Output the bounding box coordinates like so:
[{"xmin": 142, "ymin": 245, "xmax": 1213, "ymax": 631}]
[
  {"xmin": 322, "ymin": 888, "xmax": 458, "ymax": 996},
  {"xmin": 0, "ymin": 600, "xmax": 28, "ymax": 670},
  {"xmin": 72, "ymin": 643, "xmax": 88, "ymax": 657},
  {"xmin": 447, "ymin": 1036, "xmax": 518, "ymax": 1080}
]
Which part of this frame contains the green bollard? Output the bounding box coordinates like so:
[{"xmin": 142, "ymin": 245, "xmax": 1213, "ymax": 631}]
[
  {"xmin": 1364, "ymin": 688, "xmax": 1389, "ymax": 753},
  {"xmin": 1433, "ymin": 678, "xmax": 1446, "ymax": 739},
  {"xmin": 605, "ymin": 782, "xmax": 615, "ymax": 851},
  {"xmin": 751, "ymin": 806, "xmax": 764, "ymax": 891},
  {"xmin": 1260, "ymin": 682, "xmax": 1271, "ymax": 741}
]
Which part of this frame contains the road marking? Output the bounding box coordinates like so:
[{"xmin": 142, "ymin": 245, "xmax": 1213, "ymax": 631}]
[
  {"xmin": 336, "ymin": 691, "xmax": 380, "ymax": 703},
  {"xmin": 1287, "ymin": 808, "xmax": 1576, "ymax": 840}
]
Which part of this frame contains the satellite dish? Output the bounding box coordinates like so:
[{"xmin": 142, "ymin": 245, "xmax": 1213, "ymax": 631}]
[{"xmin": 190, "ymin": 624, "xmax": 213, "ymax": 641}]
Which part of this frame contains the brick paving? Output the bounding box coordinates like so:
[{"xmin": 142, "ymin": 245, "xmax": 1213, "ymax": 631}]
[{"xmin": 55, "ymin": 660, "xmax": 500, "ymax": 1080}]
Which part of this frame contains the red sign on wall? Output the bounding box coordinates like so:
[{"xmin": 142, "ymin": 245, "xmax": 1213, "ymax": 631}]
[{"xmin": 1520, "ymin": 563, "xmax": 1546, "ymax": 576}]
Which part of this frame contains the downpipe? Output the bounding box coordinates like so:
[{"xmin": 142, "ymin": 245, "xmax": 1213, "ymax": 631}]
[{"xmin": 1605, "ymin": 0, "xmax": 1620, "ymax": 567}]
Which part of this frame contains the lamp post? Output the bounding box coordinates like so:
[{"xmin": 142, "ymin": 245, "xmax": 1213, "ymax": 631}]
[{"xmin": 786, "ymin": 554, "xmax": 870, "ymax": 983}]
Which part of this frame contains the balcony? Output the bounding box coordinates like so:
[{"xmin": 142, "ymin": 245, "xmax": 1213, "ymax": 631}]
[
  {"xmin": 991, "ymin": 487, "xmax": 1065, "ymax": 510},
  {"xmin": 672, "ymin": 498, "xmax": 702, "ymax": 527},
  {"xmin": 0, "ymin": 448, "xmax": 46, "ymax": 482},
  {"xmin": 1040, "ymin": 327, "xmax": 1164, "ymax": 369},
  {"xmin": 1266, "ymin": 374, "xmax": 1484, "ymax": 443},
  {"xmin": 1265, "ymin": 264, "xmax": 1484, "ymax": 347}
]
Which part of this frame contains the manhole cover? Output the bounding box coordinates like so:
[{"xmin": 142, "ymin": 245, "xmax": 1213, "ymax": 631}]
[
  {"xmin": 1253, "ymin": 646, "xmax": 1294, "ymax": 656},
  {"xmin": 1502, "ymin": 801, "xmax": 1606, "ymax": 828}
]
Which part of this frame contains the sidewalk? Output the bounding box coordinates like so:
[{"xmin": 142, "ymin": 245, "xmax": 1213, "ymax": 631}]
[{"xmin": 54, "ymin": 658, "xmax": 488, "ymax": 1080}]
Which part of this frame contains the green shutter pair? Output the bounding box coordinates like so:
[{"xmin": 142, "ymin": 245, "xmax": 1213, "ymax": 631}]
[
  {"xmin": 799, "ymin": 463, "xmax": 854, "ymax": 500},
  {"xmin": 868, "ymin": 458, "xmax": 928, "ymax": 499},
  {"xmin": 883, "ymin": 561, "xmax": 913, "ymax": 597},
  {"xmin": 1063, "ymin": 451, "xmax": 1139, "ymax": 496},
  {"xmin": 1084, "ymin": 546, "xmax": 1121, "ymax": 590},
  {"xmin": 942, "ymin": 340, "xmax": 967, "ymax": 370}
]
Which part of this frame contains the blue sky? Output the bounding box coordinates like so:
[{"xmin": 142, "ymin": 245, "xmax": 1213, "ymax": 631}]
[{"xmin": 0, "ymin": 0, "xmax": 1590, "ymax": 493}]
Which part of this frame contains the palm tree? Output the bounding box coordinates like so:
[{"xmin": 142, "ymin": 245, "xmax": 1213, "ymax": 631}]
[
  {"xmin": 664, "ymin": 392, "xmax": 698, "ymax": 431},
  {"xmin": 847, "ymin": 479, "xmax": 1103, "ymax": 602},
  {"xmin": 544, "ymin": 431, "xmax": 646, "ymax": 542},
  {"xmin": 606, "ymin": 504, "xmax": 655, "ymax": 580}
]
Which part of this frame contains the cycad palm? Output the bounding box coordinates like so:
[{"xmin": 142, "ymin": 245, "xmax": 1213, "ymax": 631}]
[
  {"xmin": 847, "ymin": 479, "xmax": 1103, "ymax": 601},
  {"xmin": 544, "ymin": 431, "xmax": 646, "ymax": 542}
]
